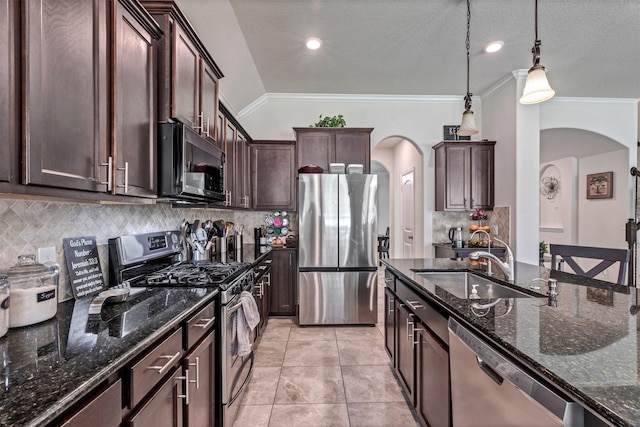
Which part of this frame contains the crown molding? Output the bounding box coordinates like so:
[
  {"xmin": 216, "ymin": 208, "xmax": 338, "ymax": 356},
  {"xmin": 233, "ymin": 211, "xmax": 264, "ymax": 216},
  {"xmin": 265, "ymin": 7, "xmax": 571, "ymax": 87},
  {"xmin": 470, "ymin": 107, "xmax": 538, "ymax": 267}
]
[
  {"xmin": 546, "ymin": 97, "xmax": 640, "ymax": 105},
  {"xmin": 238, "ymin": 92, "xmax": 465, "ymax": 119}
]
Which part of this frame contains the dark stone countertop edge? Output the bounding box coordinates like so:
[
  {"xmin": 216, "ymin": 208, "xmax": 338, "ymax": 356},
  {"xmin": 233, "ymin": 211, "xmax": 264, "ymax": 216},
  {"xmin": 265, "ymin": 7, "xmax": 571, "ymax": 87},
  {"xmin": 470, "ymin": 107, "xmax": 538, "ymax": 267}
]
[
  {"xmin": 381, "ymin": 258, "xmax": 631, "ymax": 427},
  {"xmin": 22, "ymin": 289, "xmax": 219, "ymax": 427}
]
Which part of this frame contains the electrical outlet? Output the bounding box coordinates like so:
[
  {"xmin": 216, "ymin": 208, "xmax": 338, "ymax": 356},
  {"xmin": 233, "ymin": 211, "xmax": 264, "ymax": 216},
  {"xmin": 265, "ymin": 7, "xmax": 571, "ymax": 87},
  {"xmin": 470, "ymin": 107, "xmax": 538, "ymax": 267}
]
[
  {"xmin": 493, "ymin": 225, "xmax": 499, "ymax": 236},
  {"xmin": 445, "ymin": 225, "xmax": 451, "ymax": 233},
  {"xmin": 37, "ymin": 246, "xmax": 57, "ymax": 264}
]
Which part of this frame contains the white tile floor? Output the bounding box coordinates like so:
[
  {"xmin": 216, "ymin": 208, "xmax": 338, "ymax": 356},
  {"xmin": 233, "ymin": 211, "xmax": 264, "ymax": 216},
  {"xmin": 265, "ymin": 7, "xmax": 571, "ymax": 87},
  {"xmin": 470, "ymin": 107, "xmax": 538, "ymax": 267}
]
[{"xmin": 233, "ymin": 269, "xmax": 419, "ymax": 427}]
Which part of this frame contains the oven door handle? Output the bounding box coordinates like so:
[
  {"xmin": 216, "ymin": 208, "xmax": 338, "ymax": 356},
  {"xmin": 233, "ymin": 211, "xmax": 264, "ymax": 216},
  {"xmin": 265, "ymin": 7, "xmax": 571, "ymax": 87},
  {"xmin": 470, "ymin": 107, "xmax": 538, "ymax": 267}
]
[{"xmin": 227, "ymin": 300, "xmax": 243, "ymax": 315}]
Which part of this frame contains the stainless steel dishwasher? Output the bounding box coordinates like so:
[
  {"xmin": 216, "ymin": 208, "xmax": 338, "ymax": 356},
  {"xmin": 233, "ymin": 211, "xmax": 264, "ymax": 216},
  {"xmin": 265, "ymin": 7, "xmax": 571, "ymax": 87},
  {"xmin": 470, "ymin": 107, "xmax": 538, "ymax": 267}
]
[{"xmin": 448, "ymin": 318, "xmax": 584, "ymax": 427}]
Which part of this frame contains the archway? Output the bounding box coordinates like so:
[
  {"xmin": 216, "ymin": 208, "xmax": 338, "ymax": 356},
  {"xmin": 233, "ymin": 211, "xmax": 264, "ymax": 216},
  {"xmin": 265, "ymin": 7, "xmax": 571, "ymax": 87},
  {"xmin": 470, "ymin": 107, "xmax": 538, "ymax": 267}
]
[{"xmin": 372, "ymin": 136, "xmax": 424, "ymax": 258}]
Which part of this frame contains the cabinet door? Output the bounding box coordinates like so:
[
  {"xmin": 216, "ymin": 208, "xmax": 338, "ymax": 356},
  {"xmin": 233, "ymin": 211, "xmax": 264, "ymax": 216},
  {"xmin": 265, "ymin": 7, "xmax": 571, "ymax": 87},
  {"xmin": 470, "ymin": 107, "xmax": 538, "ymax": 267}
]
[
  {"xmin": 61, "ymin": 380, "xmax": 122, "ymax": 427},
  {"xmin": 296, "ymin": 131, "xmax": 332, "ymax": 172},
  {"xmin": 173, "ymin": 22, "xmax": 200, "ymax": 129},
  {"xmin": 395, "ymin": 303, "xmax": 415, "ymax": 404},
  {"xmin": 384, "ymin": 287, "xmax": 396, "ymax": 364},
  {"xmin": 0, "ymin": 0, "xmax": 14, "ymax": 183},
  {"xmin": 127, "ymin": 365, "xmax": 184, "ymax": 427},
  {"xmin": 251, "ymin": 142, "xmax": 296, "ymax": 211},
  {"xmin": 334, "ymin": 131, "xmax": 370, "ymax": 173},
  {"xmin": 184, "ymin": 333, "xmax": 215, "ymax": 427},
  {"xmin": 224, "ymin": 120, "xmax": 237, "ymax": 207},
  {"xmin": 23, "ymin": 0, "xmax": 109, "ymax": 191},
  {"xmin": 269, "ymin": 250, "xmax": 296, "ymax": 316},
  {"xmin": 113, "ymin": 0, "xmax": 156, "ymax": 197},
  {"xmin": 416, "ymin": 323, "xmax": 450, "ymax": 427},
  {"xmin": 444, "ymin": 145, "xmax": 470, "ymax": 210},
  {"xmin": 236, "ymin": 131, "xmax": 250, "ymax": 208},
  {"xmin": 470, "ymin": 145, "xmax": 494, "ymax": 210},
  {"xmin": 200, "ymin": 60, "xmax": 219, "ymax": 147}
]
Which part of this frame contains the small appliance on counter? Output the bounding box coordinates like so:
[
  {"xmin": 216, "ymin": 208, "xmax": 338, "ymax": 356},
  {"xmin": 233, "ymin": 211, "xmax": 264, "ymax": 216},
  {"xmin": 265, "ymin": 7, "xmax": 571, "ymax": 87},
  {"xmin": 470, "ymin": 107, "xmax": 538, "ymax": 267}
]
[
  {"xmin": 449, "ymin": 227, "xmax": 464, "ymax": 248},
  {"xmin": 1, "ymin": 255, "xmax": 59, "ymax": 328}
]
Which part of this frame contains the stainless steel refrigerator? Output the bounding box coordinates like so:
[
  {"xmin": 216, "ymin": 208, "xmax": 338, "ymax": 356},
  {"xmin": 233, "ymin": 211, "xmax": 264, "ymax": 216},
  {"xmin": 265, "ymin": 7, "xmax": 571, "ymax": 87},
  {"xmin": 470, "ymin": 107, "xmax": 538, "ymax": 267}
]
[{"xmin": 298, "ymin": 173, "xmax": 378, "ymax": 325}]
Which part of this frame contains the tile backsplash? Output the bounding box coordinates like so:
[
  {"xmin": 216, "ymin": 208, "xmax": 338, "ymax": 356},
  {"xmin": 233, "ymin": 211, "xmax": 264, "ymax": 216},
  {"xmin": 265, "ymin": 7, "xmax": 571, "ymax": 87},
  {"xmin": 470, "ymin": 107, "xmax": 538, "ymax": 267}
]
[
  {"xmin": 432, "ymin": 206, "xmax": 511, "ymax": 245},
  {"xmin": 0, "ymin": 198, "xmax": 290, "ymax": 301}
]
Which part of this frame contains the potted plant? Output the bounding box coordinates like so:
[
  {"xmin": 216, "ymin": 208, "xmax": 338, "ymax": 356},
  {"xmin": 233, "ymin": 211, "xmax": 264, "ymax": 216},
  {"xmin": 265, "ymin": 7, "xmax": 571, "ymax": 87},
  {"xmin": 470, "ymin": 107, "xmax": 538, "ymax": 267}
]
[
  {"xmin": 310, "ymin": 114, "xmax": 346, "ymax": 127},
  {"xmin": 539, "ymin": 241, "xmax": 548, "ymax": 264}
]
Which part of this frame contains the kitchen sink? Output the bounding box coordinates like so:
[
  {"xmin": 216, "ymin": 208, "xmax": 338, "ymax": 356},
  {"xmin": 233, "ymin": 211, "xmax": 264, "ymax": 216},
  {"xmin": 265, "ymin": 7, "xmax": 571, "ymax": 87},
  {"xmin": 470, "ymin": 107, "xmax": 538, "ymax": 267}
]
[{"xmin": 415, "ymin": 271, "xmax": 537, "ymax": 300}]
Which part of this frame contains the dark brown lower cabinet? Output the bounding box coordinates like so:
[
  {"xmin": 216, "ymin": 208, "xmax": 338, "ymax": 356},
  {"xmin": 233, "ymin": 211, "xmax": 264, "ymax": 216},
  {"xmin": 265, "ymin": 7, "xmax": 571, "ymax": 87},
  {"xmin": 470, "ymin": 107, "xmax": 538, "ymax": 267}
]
[
  {"xmin": 184, "ymin": 333, "xmax": 215, "ymax": 427},
  {"xmin": 127, "ymin": 365, "xmax": 184, "ymax": 427},
  {"xmin": 395, "ymin": 302, "xmax": 415, "ymax": 403},
  {"xmin": 416, "ymin": 322, "xmax": 450, "ymax": 427},
  {"xmin": 269, "ymin": 249, "xmax": 297, "ymax": 316},
  {"xmin": 384, "ymin": 287, "xmax": 396, "ymax": 363},
  {"xmin": 60, "ymin": 380, "xmax": 122, "ymax": 427}
]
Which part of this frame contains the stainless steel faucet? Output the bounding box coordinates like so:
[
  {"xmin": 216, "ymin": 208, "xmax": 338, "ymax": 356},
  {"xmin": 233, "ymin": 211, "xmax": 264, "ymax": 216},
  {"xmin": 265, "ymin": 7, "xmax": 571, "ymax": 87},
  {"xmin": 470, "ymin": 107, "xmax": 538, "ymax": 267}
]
[
  {"xmin": 469, "ymin": 229, "xmax": 492, "ymax": 275},
  {"xmin": 469, "ymin": 237, "xmax": 515, "ymax": 282}
]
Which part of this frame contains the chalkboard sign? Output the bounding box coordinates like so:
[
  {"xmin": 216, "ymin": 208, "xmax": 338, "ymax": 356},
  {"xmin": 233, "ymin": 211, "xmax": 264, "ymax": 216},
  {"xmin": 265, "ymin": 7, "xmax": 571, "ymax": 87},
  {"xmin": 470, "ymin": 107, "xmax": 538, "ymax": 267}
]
[
  {"xmin": 443, "ymin": 125, "xmax": 471, "ymax": 141},
  {"xmin": 63, "ymin": 236, "xmax": 106, "ymax": 299}
]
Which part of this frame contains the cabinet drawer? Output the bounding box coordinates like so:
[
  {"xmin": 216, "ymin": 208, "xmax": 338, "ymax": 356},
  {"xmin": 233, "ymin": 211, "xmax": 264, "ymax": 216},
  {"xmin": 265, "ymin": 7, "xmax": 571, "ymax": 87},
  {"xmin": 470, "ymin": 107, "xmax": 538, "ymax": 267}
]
[
  {"xmin": 184, "ymin": 300, "xmax": 216, "ymax": 350},
  {"xmin": 384, "ymin": 269, "xmax": 395, "ymax": 292},
  {"xmin": 129, "ymin": 328, "xmax": 183, "ymax": 408},
  {"xmin": 61, "ymin": 379, "xmax": 122, "ymax": 427},
  {"xmin": 127, "ymin": 365, "xmax": 183, "ymax": 427},
  {"xmin": 396, "ymin": 279, "xmax": 448, "ymax": 345}
]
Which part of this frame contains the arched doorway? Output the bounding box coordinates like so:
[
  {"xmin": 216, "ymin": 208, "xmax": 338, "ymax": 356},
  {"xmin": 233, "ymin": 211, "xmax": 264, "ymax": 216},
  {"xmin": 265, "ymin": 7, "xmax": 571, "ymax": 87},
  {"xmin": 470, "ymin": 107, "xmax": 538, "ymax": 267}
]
[{"xmin": 372, "ymin": 136, "xmax": 424, "ymax": 258}]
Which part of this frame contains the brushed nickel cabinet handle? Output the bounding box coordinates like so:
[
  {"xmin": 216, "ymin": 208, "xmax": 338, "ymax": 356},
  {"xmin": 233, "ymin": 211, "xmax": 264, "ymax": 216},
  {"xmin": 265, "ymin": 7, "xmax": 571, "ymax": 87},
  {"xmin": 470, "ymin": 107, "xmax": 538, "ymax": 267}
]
[
  {"xmin": 175, "ymin": 368, "xmax": 189, "ymax": 405},
  {"xmin": 117, "ymin": 161, "xmax": 128, "ymax": 193},
  {"xmin": 194, "ymin": 317, "xmax": 215, "ymax": 330},
  {"xmin": 100, "ymin": 156, "xmax": 112, "ymax": 191},
  {"xmin": 148, "ymin": 351, "xmax": 181, "ymax": 375}
]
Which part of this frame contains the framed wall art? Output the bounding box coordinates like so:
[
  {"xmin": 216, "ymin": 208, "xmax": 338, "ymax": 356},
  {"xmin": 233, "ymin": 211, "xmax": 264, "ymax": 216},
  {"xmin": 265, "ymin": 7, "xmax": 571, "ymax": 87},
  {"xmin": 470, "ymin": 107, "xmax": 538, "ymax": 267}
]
[{"xmin": 586, "ymin": 171, "xmax": 613, "ymax": 199}]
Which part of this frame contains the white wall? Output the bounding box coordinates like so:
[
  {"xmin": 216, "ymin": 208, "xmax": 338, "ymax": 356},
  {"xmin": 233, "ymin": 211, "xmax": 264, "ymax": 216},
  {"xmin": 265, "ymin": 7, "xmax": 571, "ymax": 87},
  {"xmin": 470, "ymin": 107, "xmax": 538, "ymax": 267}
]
[
  {"xmin": 372, "ymin": 148, "xmax": 396, "ymax": 256},
  {"xmin": 578, "ymin": 149, "xmax": 629, "ymax": 249},
  {"xmin": 539, "ymin": 157, "xmax": 578, "ymax": 245},
  {"xmin": 239, "ymin": 94, "xmax": 468, "ymax": 257}
]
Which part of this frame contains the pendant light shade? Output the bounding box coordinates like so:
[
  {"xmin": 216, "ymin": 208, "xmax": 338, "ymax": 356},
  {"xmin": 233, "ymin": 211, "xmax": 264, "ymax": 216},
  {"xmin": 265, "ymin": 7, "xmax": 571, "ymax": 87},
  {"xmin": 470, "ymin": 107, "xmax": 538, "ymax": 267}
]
[
  {"xmin": 519, "ymin": 0, "xmax": 555, "ymax": 104},
  {"xmin": 458, "ymin": 0, "xmax": 479, "ymax": 136},
  {"xmin": 458, "ymin": 110, "xmax": 479, "ymax": 136},
  {"xmin": 520, "ymin": 65, "xmax": 555, "ymax": 104}
]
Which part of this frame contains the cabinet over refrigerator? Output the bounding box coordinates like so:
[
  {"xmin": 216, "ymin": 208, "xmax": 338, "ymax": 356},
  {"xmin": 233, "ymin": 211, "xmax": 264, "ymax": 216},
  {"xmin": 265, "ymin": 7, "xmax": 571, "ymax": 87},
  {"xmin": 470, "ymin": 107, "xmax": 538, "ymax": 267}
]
[{"xmin": 298, "ymin": 174, "xmax": 378, "ymax": 325}]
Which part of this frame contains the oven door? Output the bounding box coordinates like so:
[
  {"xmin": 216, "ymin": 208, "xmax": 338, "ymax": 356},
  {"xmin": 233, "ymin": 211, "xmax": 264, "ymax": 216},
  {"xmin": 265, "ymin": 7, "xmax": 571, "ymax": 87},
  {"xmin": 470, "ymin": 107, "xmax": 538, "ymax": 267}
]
[{"xmin": 223, "ymin": 295, "xmax": 255, "ymax": 426}]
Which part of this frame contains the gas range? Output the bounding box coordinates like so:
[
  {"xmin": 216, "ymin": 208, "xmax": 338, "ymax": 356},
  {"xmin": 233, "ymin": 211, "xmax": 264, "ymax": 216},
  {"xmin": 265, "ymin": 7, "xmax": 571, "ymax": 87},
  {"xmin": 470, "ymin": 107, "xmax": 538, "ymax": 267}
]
[{"xmin": 108, "ymin": 231, "xmax": 253, "ymax": 304}]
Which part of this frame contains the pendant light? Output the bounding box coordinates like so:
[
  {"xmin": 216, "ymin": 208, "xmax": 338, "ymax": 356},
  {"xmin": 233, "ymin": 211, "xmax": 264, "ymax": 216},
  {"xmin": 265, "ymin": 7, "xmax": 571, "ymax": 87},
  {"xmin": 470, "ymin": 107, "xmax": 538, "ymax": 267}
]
[
  {"xmin": 519, "ymin": 0, "xmax": 555, "ymax": 104},
  {"xmin": 458, "ymin": 0, "xmax": 479, "ymax": 137}
]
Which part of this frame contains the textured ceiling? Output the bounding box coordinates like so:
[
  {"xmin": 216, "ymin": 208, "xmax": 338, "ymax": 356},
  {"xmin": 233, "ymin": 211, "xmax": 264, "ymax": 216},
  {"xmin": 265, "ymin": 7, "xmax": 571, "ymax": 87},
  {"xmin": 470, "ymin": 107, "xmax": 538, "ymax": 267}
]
[
  {"xmin": 176, "ymin": 0, "xmax": 640, "ymax": 111},
  {"xmin": 223, "ymin": 0, "xmax": 640, "ymax": 101}
]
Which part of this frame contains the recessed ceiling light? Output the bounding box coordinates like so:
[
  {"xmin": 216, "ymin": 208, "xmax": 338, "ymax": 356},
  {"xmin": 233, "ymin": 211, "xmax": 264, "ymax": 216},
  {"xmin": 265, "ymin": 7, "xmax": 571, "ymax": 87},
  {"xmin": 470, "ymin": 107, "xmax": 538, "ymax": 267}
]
[
  {"xmin": 485, "ymin": 41, "xmax": 504, "ymax": 53},
  {"xmin": 306, "ymin": 37, "xmax": 322, "ymax": 50}
]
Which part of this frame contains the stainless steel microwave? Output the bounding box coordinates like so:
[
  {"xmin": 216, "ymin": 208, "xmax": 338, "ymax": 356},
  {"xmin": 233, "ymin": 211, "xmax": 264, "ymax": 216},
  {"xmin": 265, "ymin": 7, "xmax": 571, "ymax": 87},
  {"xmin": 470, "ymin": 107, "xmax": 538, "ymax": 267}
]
[{"xmin": 158, "ymin": 121, "xmax": 225, "ymax": 203}]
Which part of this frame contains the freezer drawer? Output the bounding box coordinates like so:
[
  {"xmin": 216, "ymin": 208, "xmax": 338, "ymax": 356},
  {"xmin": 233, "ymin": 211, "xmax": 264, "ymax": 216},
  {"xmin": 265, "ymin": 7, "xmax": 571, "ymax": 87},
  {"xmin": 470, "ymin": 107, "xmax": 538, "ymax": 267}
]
[{"xmin": 298, "ymin": 271, "xmax": 377, "ymax": 325}]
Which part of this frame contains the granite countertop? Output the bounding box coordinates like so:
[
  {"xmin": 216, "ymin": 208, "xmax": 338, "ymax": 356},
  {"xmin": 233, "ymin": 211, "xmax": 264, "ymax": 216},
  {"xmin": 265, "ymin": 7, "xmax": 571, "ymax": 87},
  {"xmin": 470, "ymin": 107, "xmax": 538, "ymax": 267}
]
[
  {"xmin": 382, "ymin": 258, "xmax": 638, "ymax": 427},
  {"xmin": 0, "ymin": 285, "xmax": 218, "ymax": 426},
  {"xmin": 432, "ymin": 242, "xmax": 506, "ymax": 250}
]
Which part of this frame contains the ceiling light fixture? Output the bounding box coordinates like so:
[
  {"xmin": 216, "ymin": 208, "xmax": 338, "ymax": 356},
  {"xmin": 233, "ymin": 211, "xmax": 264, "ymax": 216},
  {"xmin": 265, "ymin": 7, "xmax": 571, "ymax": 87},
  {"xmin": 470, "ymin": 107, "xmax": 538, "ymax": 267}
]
[
  {"xmin": 519, "ymin": 0, "xmax": 555, "ymax": 104},
  {"xmin": 305, "ymin": 37, "xmax": 322, "ymax": 50},
  {"xmin": 485, "ymin": 41, "xmax": 504, "ymax": 53},
  {"xmin": 458, "ymin": 0, "xmax": 479, "ymax": 137}
]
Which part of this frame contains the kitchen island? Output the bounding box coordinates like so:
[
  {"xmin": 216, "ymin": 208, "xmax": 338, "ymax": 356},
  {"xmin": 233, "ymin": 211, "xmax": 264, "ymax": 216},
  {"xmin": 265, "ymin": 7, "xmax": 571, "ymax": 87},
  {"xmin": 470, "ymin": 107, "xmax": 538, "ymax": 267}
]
[{"xmin": 383, "ymin": 258, "xmax": 638, "ymax": 427}]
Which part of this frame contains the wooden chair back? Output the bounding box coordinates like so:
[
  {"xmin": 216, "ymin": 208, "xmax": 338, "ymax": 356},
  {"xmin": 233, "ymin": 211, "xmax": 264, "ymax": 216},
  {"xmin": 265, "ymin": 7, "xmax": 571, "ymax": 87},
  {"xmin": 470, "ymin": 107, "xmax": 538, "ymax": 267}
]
[{"xmin": 549, "ymin": 244, "xmax": 631, "ymax": 285}]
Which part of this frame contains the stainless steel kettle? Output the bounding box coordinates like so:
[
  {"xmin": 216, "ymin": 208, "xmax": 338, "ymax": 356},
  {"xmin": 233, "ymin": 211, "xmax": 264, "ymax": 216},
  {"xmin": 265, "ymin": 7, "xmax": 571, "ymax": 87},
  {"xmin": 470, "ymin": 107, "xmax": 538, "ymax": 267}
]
[{"xmin": 448, "ymin": 227, "xmax": 463, "ymax": 248}]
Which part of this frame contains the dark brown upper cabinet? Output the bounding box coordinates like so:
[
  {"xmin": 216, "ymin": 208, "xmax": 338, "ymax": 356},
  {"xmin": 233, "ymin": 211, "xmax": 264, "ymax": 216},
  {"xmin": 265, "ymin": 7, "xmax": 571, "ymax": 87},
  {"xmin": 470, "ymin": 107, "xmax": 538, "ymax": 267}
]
[
  {"xmin": 433, "ymin": 140, "xmax": 495, "ymax": 211},
  {"xmin": 250, "ymin": 141, "xmax": 296, "ymax": 211},
  {"xmin": 219, "ymin": 104, "xmax": 251, "ymax": 209},
  {"xmin": 21, "ymin": 0, "xmax": 160, "ymax": 199},
  {"xmin": 294, "ymin": 127, "xmax": 373, "ymax": 173},
  {"xmin": 0, "ymin": 0, "xmax": 16, "ymax": 184},
  {"xmin": 113, "ymin": 0, "xmax": 161, "ymax": 197},
  {"xmin": 23, "ymin": 0, "xmax": 110, "ymax": 192},
  {"xmin": 142, "ymin": 0, "xmax": 223, "ymax": 148}
]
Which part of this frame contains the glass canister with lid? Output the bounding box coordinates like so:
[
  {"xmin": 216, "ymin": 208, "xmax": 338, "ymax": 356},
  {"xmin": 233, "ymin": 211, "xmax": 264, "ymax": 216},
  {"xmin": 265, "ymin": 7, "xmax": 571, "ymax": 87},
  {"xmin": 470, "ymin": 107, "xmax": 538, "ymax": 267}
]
[
  {"xmin": 0, "ymin": 275, "xmax": 7, "ymax": 337},
  {"xmin": 2, "ymin": 255, "xmax": 59, "ymax": 328}
]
